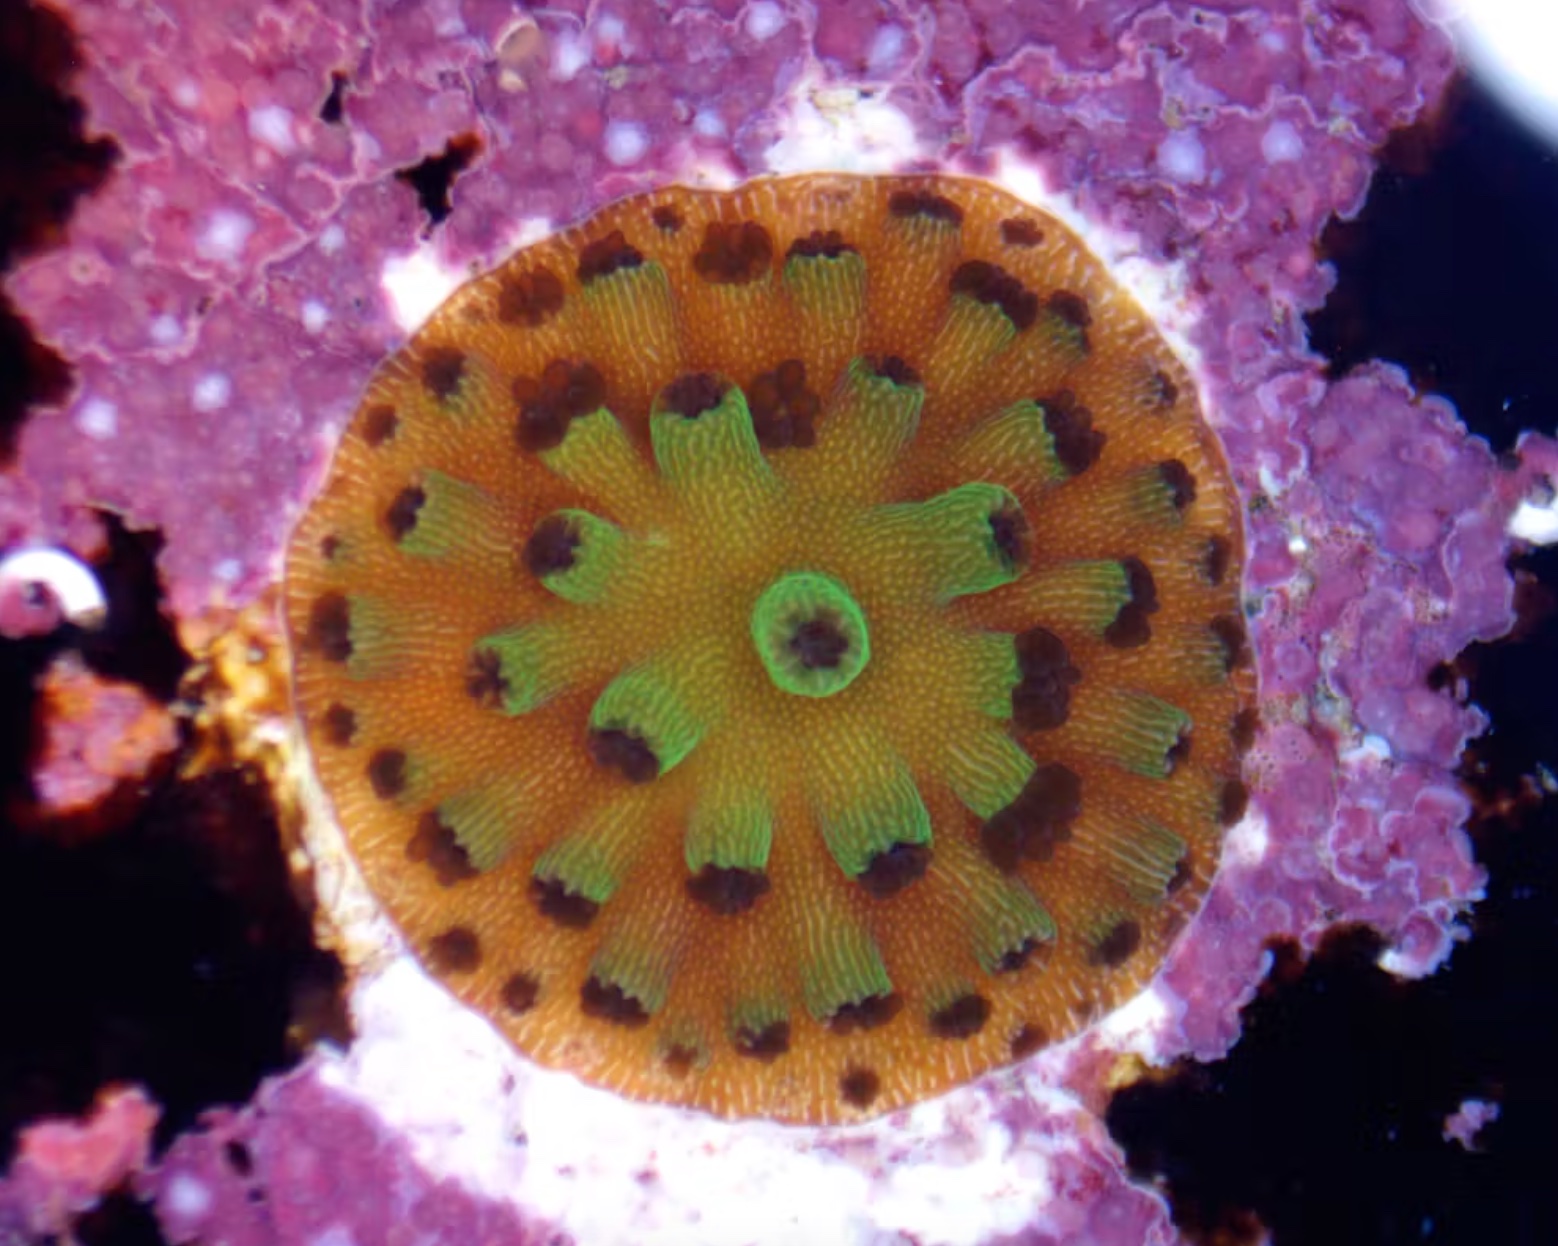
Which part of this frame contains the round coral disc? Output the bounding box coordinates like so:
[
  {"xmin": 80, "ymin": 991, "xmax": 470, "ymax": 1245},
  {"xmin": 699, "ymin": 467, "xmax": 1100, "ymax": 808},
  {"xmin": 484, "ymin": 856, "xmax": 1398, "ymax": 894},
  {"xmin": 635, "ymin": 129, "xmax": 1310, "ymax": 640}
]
[{"xmin": 284, "ymin": 173, "xmax": 1257, "ymax": 1124}]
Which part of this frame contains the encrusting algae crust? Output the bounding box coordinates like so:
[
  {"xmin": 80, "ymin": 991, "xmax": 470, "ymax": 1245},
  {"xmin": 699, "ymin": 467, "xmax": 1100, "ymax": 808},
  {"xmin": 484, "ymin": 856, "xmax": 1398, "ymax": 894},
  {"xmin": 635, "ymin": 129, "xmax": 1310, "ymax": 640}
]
[{"xmin": 284, "ymin": 174, "xmax": 1256, "ymax": 1124}]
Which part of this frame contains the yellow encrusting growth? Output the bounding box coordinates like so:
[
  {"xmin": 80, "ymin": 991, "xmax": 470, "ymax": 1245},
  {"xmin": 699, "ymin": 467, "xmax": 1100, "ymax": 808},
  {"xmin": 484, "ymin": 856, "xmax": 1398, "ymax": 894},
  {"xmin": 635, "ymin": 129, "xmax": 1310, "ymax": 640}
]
[{"xmin": 285, "ymin": 174, "xmax": 1256, "ymax": 1124}]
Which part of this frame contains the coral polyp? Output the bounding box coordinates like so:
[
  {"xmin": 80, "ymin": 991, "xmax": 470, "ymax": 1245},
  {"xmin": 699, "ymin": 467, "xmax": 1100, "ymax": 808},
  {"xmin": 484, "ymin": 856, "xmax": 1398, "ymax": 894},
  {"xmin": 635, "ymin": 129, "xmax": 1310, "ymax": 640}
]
[{"xmin": 284, "ymin": 173, "xmax": 1254, "ymax": 1123}]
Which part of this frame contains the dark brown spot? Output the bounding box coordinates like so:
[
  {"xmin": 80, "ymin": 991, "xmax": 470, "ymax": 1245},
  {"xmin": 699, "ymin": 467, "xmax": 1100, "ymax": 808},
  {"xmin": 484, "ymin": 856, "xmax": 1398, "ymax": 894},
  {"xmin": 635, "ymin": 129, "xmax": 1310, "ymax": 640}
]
[
  {"xmin": 995, "ymin": 936, "xmax": 1049, "ymax": 974},
  {"xmin": 319, "ymin": 534, "xmax": 342, "ymax": 561},
  {"xmin": 1165, "ymin": 727, "xmax": 1193, "ymax": 775},
  {"xmin": 514, "ymin": 359, "xmax": 607, "ymax": 452},
  {"xmin": 530, "ymin": 876, "xmax": 599, "ymax": 928},
  {"xmin": 1167, "ymin": 855, "xmax": 1194, "ymax": 894},
  {"xmin": 1039, "ymin": 391, "xmax": 1105, "ymax": 475},
  {"xmin": 868, "ymin": 355, "xmax": 920, "ymax": 387},
  {"xmin": 660, "ymin": 371, "xmax": 728, "ymax": 419},
  {"xmin": 686, "ymin": 865, "xmax": 771, "ymax": 915},
  {"xmin": 887, "ymin": 189, "xmax": 963, "ymax": 226},
  {"xmin": 427, "ymin": 926, "xmax": 482, "ymax": 974},
  {"xmin": 406, "ymin": 811, "xmax": 478, "ymax": 886},
  {"xmin": 1231, "ymin": 707, "xmax": 1260, "ymax": 752},
  {"xmin": 1158, "ymin": 459, "xmax": 1196, "ymax": 512},
  {"xmin": 929, "ymin": 993, "xmax": 991, "ymax": 1040},
  {"xmin": 1009, "ymin": 1022, "xmax": 1049, "ymax": 1059},
  {"xmin": 523, "ymin": 513, "xmax": 581, "ymax": 578},
  {"xmin": 1103, "ymin": 557, "xmax": 1160, "ymax": 649},
  {"xmin": 747, "ymin": 358, "xmax": 819, "ymax": 449},
  {"xmin": 366, "ymin": 748, "xmax": 408, "ymax": 800},
  {"xmin": 651, "ymin": 204, "xmax": 684, "ymax": 233},
  {"xmin": 839, "ymin": 1067, "xmax": 881, "ymax": 1109},
  {"xmin": 989, "ymin": 504, "xmax": 1031, "ymax": 572},
  {"xmin": 827, "ymin": 992, "xmax": 901, "ymax": 1035},
  {"xmin": 1147, "ymin": 368, "xmax": 1179, "ymax": 408},
  {"xmin": 305, "ymin": 593, "xmax": 352, "ymax": 663},
  {"xmin": 420, "ymin": 346, "xmax": 467, "ymax": 402},
  {"xmin": 501, "ymin": 972, "xmax": 540, "ymax": 1014},
  {"xmin": 855, "ymin": 842, "xmax": 931, "ymax": 898},
  {"xmin": 465, "ymin": 647, "xmax": 509, "ymax": 709},
  {"xmin": 321, "ymin": 703, "xmax": 357, "ymax": 746},
  {"xmin": 1219, "ymin": 778, "xmax": 1250, "ymax": 826},
  {"xmin": 1201, "ymin": 535, "xmax": 1232, "ymax": 586},
  {"xmin": 999, "ymin": 216, "xmax": 1044, "ymax": 247},
  {"xmin": 496, "ymin": 266, "xmax": 565, "ymax": 326},
  {"xmin": 589, "ymin": 728, "xmax": 660, "ymax": 783},
  {"xmin": 949, "ymin": 259, "xmax": 1038, "ymax": 330},
  {"xmin": 786, "ymin": 229, "xmax": 856, "ymax": 260},
  {"xmin": 980, "ymin": 762, "xmax": 1082, "ymax": 872},
  {"xmin": 789, "ymin": 613, "xmax": 849, "ymax": 670},
  {"xmin": 577, "ymin": 229, "xmax": 644, "ymax": 283},
  {"xmin": 1090, "ymin": 918, "xmax": 1142, "ymax": 968},
  {"xmin": 580, "ymin": 976, "xmax": 650, "ymax": 1027},
  {"xmin": 693, "ymin": 219, "xmax": 774, "ymax": 284},
  {"xmin": 384, "ymin": 485, "xmax": 426, "ymax": 542},
  {"xmin": 1045, "ymin": 290, "xmax": 1092, "ymax": 352},
  {"xmin": 1012, "ymin": 627, "xmax": 1081, "ymax": 732},
  {"xmin": 663, "ymin": 1044, "xmax": 699, "ymax": 1077},
  {"xmin": 362, "ymin": 403, "xmax": 399, "ymax": 447},
  {"xmin": 1210, "ymin": 614, "xmax": 1249, "ymax": 671},
  {"xmin": 734, "ymin": 1019, "xmax": 791, "ymax": 1061}
]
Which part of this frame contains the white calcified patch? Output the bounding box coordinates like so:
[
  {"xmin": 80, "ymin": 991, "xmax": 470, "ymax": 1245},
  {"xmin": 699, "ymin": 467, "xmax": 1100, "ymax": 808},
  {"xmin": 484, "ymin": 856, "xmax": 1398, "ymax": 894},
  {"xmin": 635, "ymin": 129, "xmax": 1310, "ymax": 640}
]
[
  {"xmin": 149, "ymin": 314, "xmax": 183, "ymax": 347},
  {"xmin": 315, "ymin": 958, "xmax": 1078, "ymax": 1246},
  {"xmin": 552, "ymin": 31, "xmax": 590, "ymax": 81},
  {"xmin": 163, "ymin": 1173, "xmax": 213, "ymax": 1220},
  {"xmin": 302, "ymin": 299, "xmax": 330, "ymax": 333},
  {"xmin": 1094, "ymin": 982, "xmax": 1174, "ymax": 1055},
  {"xmin": 381, "ymin": 247, "xmax": 465, "ymax": 334},
  {"xmin": 745, "ymin": 1, "xmax": 786, "ymax": 41},
  {"xmin": 867, "ymin": 24, "xmax": 907, "ymax": 74},
  {"xmin": 1156, "ymin": 130, "xmax": 1208, "ymax": 184},
  {"xmin": 0, "ymin": 546, "xmax": 107, "ymax": 628},
  {"xmin": 1221, "ymin": 807, "xmax": 1270, "ymax": 870},
  {"xmin": 1510, "ymin": 488, "xmax": 1558, "ymax": 543},
  {"xmin": 764, "ymin": 73, "xmax": 923, "ymax": 172},
  {"xmin": 192, "ymin": 372, "xmax": 232, "ymax": 413},
  {"xmin": 319, "ymin": 223, "xmax": 347, "ymax": 255},
  {"xmin": 1261, "ymin": 120, "xmax": 1304, "ymax": 162},
  {"xmin": 248, "ymin": 104, "xmax": 298, "ymax": 155},
  {"xmin": 77, "ymin": 396, "xmax": 118, "ymax": 440},
  {"xmin": 196, "ymin": 209, "xmax": 255, "ymax": 264},
  {"xmin": 604, "ymin": 120, "xmax": 649, "ymax": 166}
]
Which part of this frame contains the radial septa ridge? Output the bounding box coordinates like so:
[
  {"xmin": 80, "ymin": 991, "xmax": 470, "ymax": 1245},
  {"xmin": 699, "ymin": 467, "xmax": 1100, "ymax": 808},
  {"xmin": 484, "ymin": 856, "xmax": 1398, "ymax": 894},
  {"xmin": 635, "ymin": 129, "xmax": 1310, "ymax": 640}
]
[{"xmin": 286, "ymin": 172, "xmax": 1253, "ymax": 1125}]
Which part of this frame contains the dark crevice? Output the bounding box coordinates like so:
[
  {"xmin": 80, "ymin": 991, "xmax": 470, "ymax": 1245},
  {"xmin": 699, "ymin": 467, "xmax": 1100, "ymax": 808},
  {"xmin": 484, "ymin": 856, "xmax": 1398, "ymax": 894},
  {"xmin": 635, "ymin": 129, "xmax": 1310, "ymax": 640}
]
[
  {"xmin": 0, "ymin": 752, "xmax": 350, "ymax": 1168},
  {"xmin": 1308, "ymin": 77, "xmax": 1558, "ymax": 450},
  {"xmin": 0, "ymin": 1, "xmax": 120, "ymax": 463},
  {"xmin": 318, "ymin": 70, "xmax": 349, "ymax": 125},
  {"xmin": 1108, "ymin": 464, "xmax": 1558, "ymax": 1246},
  {"xmin": 77, "ymin": 514, "xmax": 192, "ymax": 702},
  {"xmin": 394, "ymin": 131, "xmax": 482, "ymax": 228}
]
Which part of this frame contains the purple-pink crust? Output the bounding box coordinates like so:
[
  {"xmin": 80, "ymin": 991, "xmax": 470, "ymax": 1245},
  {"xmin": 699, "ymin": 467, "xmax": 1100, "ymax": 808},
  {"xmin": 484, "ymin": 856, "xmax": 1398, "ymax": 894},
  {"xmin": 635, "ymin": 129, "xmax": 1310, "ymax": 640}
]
[
  {"xmin": 137, "ymin": 1070, "xmax": 563, "ymax": 1246},
  {"xmin": 5, "ymin": 1, "xmax": 1557, "ymax": 1242}
]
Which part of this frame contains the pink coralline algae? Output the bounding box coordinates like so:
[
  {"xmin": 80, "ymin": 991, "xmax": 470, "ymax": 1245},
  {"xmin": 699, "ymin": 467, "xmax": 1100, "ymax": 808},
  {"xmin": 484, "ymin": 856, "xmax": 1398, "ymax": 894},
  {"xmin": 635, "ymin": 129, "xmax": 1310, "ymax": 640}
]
[
  {"xmin": 3, "ymin": 1, "xmax": 1555, "ymax": 1244},
  {"xmin": 0, "ymin": 1085, "xmax": 158, "ymax": 1240}
]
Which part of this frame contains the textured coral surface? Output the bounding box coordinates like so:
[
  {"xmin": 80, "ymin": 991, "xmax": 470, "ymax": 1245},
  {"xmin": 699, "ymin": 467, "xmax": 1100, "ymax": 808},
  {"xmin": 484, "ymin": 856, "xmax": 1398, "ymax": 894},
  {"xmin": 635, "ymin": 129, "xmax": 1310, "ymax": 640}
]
[
  {"xmin": 287, "ymin": 172, "xmax": 1254, "ymax": 1122},
  {"xmin": 3, "ymin": 0, "xmax": 1555, "ymax": 1243}
]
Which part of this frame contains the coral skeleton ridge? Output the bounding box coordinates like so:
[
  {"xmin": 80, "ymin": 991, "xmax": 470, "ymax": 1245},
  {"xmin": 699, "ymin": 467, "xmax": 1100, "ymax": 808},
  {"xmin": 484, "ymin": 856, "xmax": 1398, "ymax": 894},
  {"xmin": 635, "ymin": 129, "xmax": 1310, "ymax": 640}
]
[{"xmin": 284, "ymin": 173, "xmax": 1255, "ymax": 1123}]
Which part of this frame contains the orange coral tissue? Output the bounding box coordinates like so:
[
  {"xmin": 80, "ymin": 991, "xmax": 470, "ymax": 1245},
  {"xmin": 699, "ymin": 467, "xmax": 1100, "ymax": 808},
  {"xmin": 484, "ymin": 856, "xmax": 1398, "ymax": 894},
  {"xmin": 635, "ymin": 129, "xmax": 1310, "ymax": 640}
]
[{"xmin": 284, "ymin": 174, "xmax": 1256, "ymax": 1124}]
